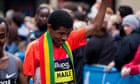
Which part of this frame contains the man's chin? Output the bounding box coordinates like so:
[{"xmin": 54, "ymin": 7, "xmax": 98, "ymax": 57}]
[{"xmin": 55, "ymin": 43, "xmax": 64, "ymax": 48}]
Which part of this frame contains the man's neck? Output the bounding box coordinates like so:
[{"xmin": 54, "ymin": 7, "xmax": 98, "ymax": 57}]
[{"xmin": 37, "ymin": 23, "xmax": 47, "ymax": 32}]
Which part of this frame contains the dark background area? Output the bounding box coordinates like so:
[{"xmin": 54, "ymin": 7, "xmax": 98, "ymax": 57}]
[{"xmin": 1, "ymin": 0, "xmax": 116, "ymax": 16}]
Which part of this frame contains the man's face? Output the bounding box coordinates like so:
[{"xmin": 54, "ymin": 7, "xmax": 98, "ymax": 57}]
[
  {"xmin": 36, "ymin": 8, "xmax": 49, "ymax": 26},
  {"xmin": 124, "ymin": 25, "xmax": 133, "ymax": 35},
  {"xmin": 49, "ymin": 26, "xmax": 72, "ymax": 47},
  {"xmin": 0, "ymin": 22, "xmax": 7, "ymax": 48}
]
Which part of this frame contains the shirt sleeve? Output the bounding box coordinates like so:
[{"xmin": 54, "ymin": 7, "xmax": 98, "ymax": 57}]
[
  {"xmin": 67, "ymin": 28, "xmax": 86, "ymax": 51},
  {"xmin": 129, "ymin": 45, "xmax": 140, "ymax": 65},
  {"xmin": 23, "ymin": 40, "xmax": 39, "ymax": 77},
  {"xmin": 129, "ymin": 65, "xmax": 140, "ymax": 75},
  {"xmin": 124, "ymin": 45, "xmax": 140, "ymax": 75}
]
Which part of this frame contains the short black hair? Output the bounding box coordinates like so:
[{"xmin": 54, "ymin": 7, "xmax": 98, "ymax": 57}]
[
  {"xmin": 0, "ymin": 17, "xmax": 9, "ymax": 33},
  {"xmin": 118, "ymin": 5, "xmax": 133, "ymax": 18},
  {"xmin": 48, "ymin": 10, "xmax": 73, "ymax": 30}
]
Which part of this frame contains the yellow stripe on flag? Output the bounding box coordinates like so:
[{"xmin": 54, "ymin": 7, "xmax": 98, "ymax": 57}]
[
  {"xmin": 44, "ymin": 33, "xmax": 51, "ymax": 83},
  {"xmin": 65, "ymin": 41, "xmax": 73, "ymax": 56}
]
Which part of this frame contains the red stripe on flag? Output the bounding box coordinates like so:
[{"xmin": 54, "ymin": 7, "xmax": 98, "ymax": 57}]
[{"xmin": 39, "ymin": 35, "xmax": 46, "ymax": 84}]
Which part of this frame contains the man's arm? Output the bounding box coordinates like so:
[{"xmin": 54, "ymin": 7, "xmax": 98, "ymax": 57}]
[
  {"xmin": 121, "ymin": 45, "xmax": 140, "ymax": 77},
  {"xmin": 85, "ymin": 0, "xmax": 108, "ymax": 37},
  {"xmin": 15, "ymin": 56, "xmax": 28, "ymax": 84}
]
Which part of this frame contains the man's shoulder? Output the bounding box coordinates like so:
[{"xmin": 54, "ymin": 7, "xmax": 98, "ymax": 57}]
[{"xmin": 28, "ymin": 39, "xmax": 40, "ymax": 48}]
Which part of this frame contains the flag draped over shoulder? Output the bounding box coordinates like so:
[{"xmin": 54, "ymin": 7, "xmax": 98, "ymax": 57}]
[{"xmin": 39, "ymin": 31, "xmax": 75, "ymax": 84}]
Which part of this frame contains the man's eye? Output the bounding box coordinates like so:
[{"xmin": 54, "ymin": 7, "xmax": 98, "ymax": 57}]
[{"xmin": 58, "ymin": 32, "xmax": 64, "ymax": 35}]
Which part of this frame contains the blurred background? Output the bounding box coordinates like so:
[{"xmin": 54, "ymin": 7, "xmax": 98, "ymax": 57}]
[{"xmin": 0, "ymin": 0, "xmax": 139, "ymax": 17}]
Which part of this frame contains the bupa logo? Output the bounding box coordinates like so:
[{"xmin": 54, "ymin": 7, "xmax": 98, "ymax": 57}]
[{"xmin": 55, "ymin": 62, "xmax": 70, "ymax": 69}]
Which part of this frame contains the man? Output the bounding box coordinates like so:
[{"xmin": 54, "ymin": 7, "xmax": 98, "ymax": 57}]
[
  {"xmin": 0, "ymin": 17, "xmax": 27, "ymax": 84},
  {"xmin": 23, "ymin": 0, "xmax": 108, "ymax": 84},
  {"xmin": 29, "ymin": 4, "xmax": 51, "ymax": 41},
  {"xmin": 116, "ymin": 5, "xmax": 134, "ymax": 39},
  {"xmin": 115, "ymin": 15, "xmax": 140, "ymax": 71}
]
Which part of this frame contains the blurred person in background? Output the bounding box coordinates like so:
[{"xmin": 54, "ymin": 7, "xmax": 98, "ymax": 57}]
[
  {"xmin": 104, "ymin": 7, "xmax": 114, "ymax": 22},
  {"xmin": 114, "ymin": 15, "xmax": 140, "ymax": 71},
  {"xmin": 28, "ymin": 4, "xmax": 51, "ymax": 41},
  {"xmin": 5, "ymin": 12, "xmax": 25, "ymax": 54},
  {"xmin": 73, "ymin": 11, "xmax": 87, "ymax": 30},
  {"xmin": 107, "ymin": 14, "xmax": 120, "ymax": 45},
  {"xmin": 5, "ymin": 11, "xmax": 29, "ymax": 63},
  {"xmin": 77, "ymin": 2, "xmax": 90, "ymax": 17},
  {"xmin": 5, "ymin": 9, "xmax": 15, "ymax": 26},
  {"xmin": 116, "ymin": 5, "xmax": 134, "ymax": 39}
]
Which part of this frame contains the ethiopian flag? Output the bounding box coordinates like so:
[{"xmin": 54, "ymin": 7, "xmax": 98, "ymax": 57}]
[{"xmin": 39, "ymin": 31, "xmax": 75, "ymax": 84}]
